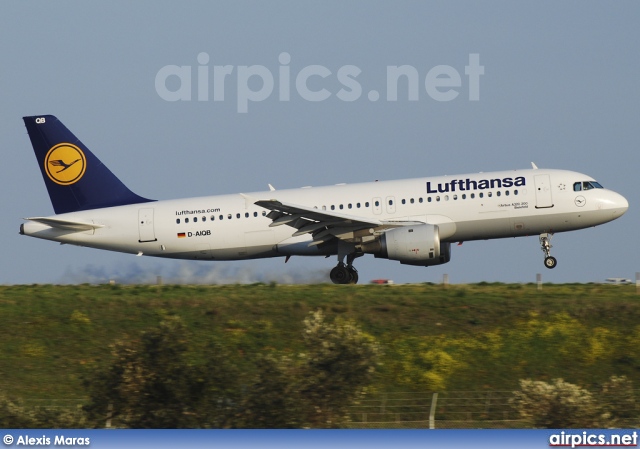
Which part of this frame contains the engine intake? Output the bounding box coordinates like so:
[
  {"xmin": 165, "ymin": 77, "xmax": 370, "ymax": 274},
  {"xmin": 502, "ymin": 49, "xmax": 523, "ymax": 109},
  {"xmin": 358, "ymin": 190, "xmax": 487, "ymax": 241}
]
[{"xmin": 361, "ymin": 224, "xmax": 451, "ymax": 266}]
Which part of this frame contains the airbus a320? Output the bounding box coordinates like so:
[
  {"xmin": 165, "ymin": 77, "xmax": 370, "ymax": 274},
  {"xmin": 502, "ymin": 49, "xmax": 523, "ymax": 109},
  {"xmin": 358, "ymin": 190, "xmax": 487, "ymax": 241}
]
[{"xmin": 20, "ymin": 115, "xmax": 629, "ymax": 284}]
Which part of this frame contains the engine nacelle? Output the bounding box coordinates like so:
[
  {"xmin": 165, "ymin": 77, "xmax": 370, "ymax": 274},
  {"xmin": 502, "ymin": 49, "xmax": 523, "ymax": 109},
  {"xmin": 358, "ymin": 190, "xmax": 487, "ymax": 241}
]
[{"xmin": 362, "ymin": 224, "xmax": 451, "ymax": 266}]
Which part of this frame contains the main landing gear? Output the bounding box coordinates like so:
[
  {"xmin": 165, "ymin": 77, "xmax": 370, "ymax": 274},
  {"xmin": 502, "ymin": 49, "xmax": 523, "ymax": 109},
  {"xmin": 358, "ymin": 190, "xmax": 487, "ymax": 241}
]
[
  {"xmin": 539, "ymin": 233, "xmax": 557, "ymax": 269},
  {"xmin": 330, "ymin": 250, "xmax": 361, "ymax": 284},
  {"xmin": 330, "ymin": 263, "xmax": 359, "ymax": 284}
]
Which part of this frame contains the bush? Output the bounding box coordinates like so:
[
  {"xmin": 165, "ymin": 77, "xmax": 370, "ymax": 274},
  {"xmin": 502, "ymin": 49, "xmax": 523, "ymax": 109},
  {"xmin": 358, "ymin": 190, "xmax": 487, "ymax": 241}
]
[
  {"xmin": 0, "ymin": 394, "xmax": 85, "ymax": 428},
  {"xmin": 83, "ymin": 311, "xmax": 381, "ymax": 428},
  {"xmin": 236, "ymin": 310, "xmax": 382, "ymax": 428},
  {"xmin": 510, "ymin": 378, "xmax": 600, "ymax": 428}
]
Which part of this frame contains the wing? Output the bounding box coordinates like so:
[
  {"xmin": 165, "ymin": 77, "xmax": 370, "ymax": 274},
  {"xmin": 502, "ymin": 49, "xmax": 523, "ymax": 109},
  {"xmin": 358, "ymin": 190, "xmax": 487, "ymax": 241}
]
[{"xmin": 254, "ymin": 198, "xmax": 424, "ymax": 247}]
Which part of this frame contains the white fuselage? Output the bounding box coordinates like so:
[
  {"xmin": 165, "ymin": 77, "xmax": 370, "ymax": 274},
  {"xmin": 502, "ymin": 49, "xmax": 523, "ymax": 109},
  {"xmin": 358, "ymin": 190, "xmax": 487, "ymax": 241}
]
[{"xmin": 21, "ymin": 168, "xmax": 628, "ymax": 261}]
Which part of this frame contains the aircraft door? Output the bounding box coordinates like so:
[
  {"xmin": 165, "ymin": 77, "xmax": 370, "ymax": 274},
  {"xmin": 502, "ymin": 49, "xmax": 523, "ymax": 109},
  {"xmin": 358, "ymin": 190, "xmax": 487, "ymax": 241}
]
[
  {"xmin": 138, "ymin": 208, "xmax": 157, "ymax": 242},
  {"xmin": 534, "ymin": 175, "xmax": 554, "ymax": 209},
  {"xmin": 386, "ymin": 196, "xmax": 396, "ymax": 214}
]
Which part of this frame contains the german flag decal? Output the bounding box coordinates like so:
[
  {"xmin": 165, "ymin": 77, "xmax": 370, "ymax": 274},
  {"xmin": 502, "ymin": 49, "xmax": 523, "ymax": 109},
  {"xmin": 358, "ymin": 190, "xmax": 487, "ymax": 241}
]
[{"xmin": 177, "ymin": 232, "xmax": 186, "ymax": 238}]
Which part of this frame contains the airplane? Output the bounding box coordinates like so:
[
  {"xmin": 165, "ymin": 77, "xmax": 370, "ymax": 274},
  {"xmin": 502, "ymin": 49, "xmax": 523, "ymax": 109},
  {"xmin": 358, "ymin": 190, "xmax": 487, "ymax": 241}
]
[{"xmin": 20, "ymin": 115, "xmax": 629, "ymax": 284}]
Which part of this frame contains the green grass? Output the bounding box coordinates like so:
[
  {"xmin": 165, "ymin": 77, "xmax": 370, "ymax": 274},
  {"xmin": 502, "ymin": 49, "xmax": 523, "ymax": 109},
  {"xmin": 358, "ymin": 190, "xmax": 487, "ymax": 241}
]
[{"xmin": 1, "ymin": 283, "xmax": 639, "ymax": 401}]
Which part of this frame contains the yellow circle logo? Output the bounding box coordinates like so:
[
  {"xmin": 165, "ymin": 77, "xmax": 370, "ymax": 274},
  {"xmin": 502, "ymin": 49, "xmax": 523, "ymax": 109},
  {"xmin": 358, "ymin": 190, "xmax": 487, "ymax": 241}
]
[{"xmin": 44, "ymin": 143, "xmax": 86, "ymax": 185}]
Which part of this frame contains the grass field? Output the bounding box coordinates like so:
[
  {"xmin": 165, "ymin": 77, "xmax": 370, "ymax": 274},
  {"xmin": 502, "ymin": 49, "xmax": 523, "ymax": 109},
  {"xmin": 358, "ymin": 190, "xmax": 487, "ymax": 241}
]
[{"xmin": 1, "ymin": 282, "xmax": 639, "ymax": 402}]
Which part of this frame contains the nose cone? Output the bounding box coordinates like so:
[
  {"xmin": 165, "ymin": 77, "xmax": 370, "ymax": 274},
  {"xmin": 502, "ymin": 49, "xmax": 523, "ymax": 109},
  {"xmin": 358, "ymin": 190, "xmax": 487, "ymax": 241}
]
[{"xmin": 607, "ymin": 190, "xmax": 629, "ymax": 219}]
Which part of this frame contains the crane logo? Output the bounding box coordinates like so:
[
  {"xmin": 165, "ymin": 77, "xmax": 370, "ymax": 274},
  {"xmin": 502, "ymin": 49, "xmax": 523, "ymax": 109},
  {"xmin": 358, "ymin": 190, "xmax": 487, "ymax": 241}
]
[{"xmin": 44, "ymin": 143, "xmax": 86, "ymax": 185}]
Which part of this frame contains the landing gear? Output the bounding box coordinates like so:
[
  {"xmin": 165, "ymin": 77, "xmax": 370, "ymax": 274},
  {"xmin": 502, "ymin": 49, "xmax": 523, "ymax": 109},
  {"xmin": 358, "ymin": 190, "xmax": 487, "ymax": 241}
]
[
  {"xmin": 330, "ymin": 263, "xmax": 359, "ymax": 284},
  {"xmin": 330, "ymin": 248, "xmax": 361, "ymax": 284},
  {"xmin": 539, "ymin": 233, "xmax": 557, "ymax": 269}
]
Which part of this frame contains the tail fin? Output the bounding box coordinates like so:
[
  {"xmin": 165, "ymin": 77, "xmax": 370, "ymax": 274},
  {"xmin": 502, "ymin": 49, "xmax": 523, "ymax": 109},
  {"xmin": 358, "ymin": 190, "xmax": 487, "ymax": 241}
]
[{"xmin": 23, "ymin": 115, "xmax": 154, "ymax": 214}]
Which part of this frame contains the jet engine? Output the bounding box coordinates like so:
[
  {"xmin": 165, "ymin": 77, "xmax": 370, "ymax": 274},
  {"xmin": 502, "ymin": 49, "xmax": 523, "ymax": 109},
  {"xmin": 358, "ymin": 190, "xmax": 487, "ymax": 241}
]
[{"xmin": 361, "ymin": 224, "xmax": 451, "ymax": 266}]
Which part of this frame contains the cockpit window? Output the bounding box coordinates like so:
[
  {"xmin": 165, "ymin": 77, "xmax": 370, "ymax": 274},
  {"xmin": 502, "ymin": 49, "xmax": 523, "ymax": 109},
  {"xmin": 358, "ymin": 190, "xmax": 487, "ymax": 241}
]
[
  {"xmin": 575, "ymin": 181, "xmax": 603, "ymax": 191},
  {"xmin": 583, "ymin": 181, "xmax": 603, "ymax": 190}
]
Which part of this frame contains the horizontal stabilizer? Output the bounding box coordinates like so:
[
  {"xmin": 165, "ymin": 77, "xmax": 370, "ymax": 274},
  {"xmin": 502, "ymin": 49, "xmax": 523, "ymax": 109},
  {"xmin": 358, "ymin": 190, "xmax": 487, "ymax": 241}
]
[{"xmin": 24, "ymin": 217, "xmax": 104, "ymax": 231}]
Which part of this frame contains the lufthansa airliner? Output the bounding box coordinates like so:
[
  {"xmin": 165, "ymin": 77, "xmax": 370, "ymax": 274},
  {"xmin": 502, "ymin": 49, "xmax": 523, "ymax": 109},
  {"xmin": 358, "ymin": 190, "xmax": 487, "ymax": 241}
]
[{"xmin": 20, "ymin": 115, "xmax": 628, "ymax": 284}]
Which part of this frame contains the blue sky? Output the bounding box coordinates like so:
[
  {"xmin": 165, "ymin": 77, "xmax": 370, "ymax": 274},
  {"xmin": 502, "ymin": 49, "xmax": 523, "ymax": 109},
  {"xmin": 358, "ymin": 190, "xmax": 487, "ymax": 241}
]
[{"xmin": 1, "ymin": 1, "xmax": 638, "ymax": 285}]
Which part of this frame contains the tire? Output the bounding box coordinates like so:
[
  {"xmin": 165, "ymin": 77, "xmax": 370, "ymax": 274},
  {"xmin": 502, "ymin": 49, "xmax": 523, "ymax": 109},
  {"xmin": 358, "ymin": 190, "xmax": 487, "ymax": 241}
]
[
  {"xmin": 544, "ymin": 256, "xmax": 557, "ymax": 269},
  {"xmin": 330, "ymin": 265, "xmax": 351, "ymax": 284},
  {"xmin": 347, "ymin": 267, "xmax": 359, "ymax": 284}
]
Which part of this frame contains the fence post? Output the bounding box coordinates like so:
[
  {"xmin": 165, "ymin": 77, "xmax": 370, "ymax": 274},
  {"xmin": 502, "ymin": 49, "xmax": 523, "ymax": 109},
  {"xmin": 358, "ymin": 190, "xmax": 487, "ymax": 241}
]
[
  {"xmin": 429, "ymin": 392, "xmax": 438, "ymax": 429},
  {"xmin": 537, "ymin": 273, "xmax": 542, "ymax": 291},
  {"xmin": 105, "ymin": 403, "xmax": 113, "ymax": 429}
]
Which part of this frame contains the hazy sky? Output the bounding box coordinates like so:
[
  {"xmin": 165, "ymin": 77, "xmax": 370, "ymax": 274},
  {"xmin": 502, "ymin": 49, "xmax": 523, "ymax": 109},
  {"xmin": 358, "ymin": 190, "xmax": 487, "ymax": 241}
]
[{"xmin": 2, "ymin": 1, "xmax": 638, "ymax": 285}]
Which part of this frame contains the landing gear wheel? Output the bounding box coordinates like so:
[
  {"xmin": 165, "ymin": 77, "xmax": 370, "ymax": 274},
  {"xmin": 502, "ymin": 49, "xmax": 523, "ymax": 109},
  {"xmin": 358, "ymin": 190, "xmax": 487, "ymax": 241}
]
[
  {"xmin": 539, "ymin": 233, "xmax": 557, "ymax": 270},
  {"xmin": 330, "ymin": 264, "xmax": 351, "ymax": 284},
  {"xmin": 347, "ymin": 266, "xmax": 359, "ymax": 284}
]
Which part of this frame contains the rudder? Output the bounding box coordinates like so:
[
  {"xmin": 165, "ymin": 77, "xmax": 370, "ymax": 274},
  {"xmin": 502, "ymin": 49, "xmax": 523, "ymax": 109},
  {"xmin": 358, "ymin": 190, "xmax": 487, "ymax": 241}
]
[{"xmin": 23, "ymin": 115, "xmax": 154, "ymax": 214}]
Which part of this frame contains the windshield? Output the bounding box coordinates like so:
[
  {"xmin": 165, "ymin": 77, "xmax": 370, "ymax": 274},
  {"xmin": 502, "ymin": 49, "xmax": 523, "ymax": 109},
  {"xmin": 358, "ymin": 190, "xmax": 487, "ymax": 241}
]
[{"xmin": 573, "ymin": 181, "xmax": 604, "ymax": 191}]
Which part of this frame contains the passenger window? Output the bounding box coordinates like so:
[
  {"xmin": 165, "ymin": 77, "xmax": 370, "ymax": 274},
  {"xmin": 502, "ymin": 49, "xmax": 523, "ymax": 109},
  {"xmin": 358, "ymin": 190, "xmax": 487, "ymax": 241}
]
[
  {"xmin": 436, "ymin": 196, "xmax": 441, "ymax": 202},
  {"xmin": 176, "ymin": 219, "xmax": 180, "ymax": 224},
  {"xmin": 444, "ymin": 195, "xmax": 449, "ymax": 201},
  {"xmin": 514, "ymin": 190, "xmax": 518, "ymax": 195},
  {"xmin": 471, "ymin": 193, "xmax": 475, "ymax": 199},
  {"xmin": 462, "ymin": 194, "xmax": 466, "ymax": 199},
  {"xmin": 402, "ymin": 199, "xmax": 406, "ymax": 205},
  {"xmin": 375, "ymin": 200, "xmax": 380, "ymax": 207},
  {"xmin": 185, "ymin": 218, "xmax": 189, "ymax": 223},
  {"xmin": 219, "ymin": 215, "xmax": 223, "ymax": 220},
  {"xmin": 262, "ymin": 211, "xmax": 267, "ymax": 216},
  {"xmin": 357, "ymin": 203, "xmax": 361, "ymax": 208},
  {"xmin": 410, "ymin": 198, "xmax": 415, "ymax": 204},
  {"xmin": 245, "ymin": 213, "xmax": 249, "ymax": 218},
  {"xmin": 479, "ymin": 193, "xmax": 483, "ymax": 198},
  {"xmin": 428, "ymin": 197, "xmax": 432, "ymax": 202},
  {"xmin": 253, "ymin": 212, "xmax": 258, "ymax": 217},
  {"xmin": 505, "ymin": 191, "xmax": 510, "ymax": 196},
  {"xmin": 389, "ymin": 199, "xmax": 393, "ymax": 205},
  {"xmin": 202, "ymin": 216, "xmax": 206, "ymax": 222},
  {"xmin": 488, "ymin": 192, "xmax": 492, "ymax": 197},
  {"xmin": 348, "ymin": 203, "xmax": 352, "ymax": 209},
  {"xmin": 497, "ymin": 191, "xmax": 501, "ymax": 197},
  {"xmin": 211, "ymin": 215, "xmax": 215, "ymax": 221},
  {"xmin": 365, "ymin": 202, "xmax": 370, "ymax": 207},
  {"xmin": 419, "ymin": 198, "xmax": 423, "ymax": 203},
  {"xmin": 331, "ymin": 205, "xmax": 335, "ymax": 210},
  {"xmin": 236, "ymin": 213, "xmax": 241, "ymax": 219},
  {"xmin": 228, "ymin": 214, "xmax": 232, "ymax": 219},
  {"xmin": 339, "ymin": 204, "xmax": 344, "ymax": 210}
]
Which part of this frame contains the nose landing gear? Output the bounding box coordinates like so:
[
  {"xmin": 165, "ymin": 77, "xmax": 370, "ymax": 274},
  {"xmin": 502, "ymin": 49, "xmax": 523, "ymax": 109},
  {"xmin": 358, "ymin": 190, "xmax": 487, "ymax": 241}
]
[{"xmin": 539, "ymin": 233, "xmax": 557, "ymax": 269}]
